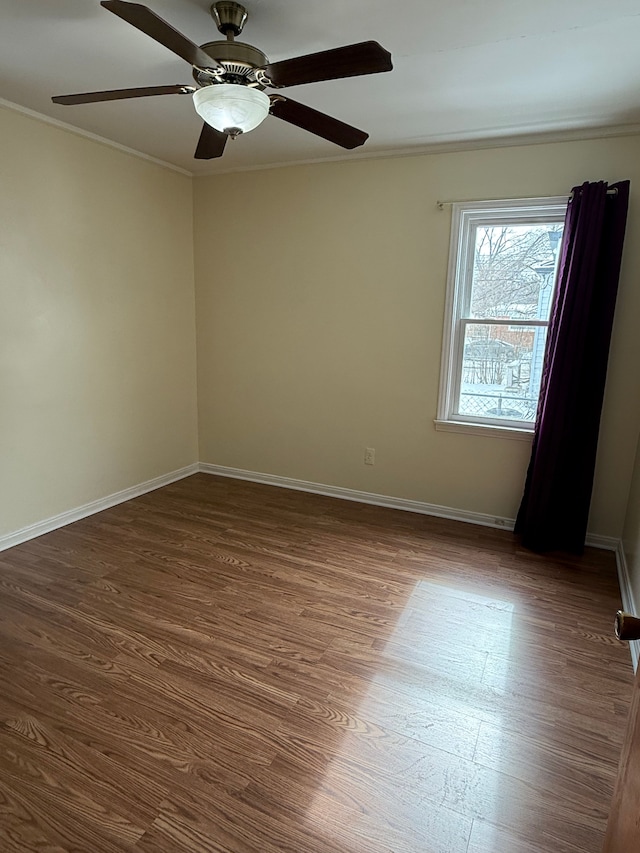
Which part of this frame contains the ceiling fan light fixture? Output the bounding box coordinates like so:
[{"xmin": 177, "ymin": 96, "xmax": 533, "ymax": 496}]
[{"xmin": 193, "ymin": 84, "xmax": 269, "ymax": 136}]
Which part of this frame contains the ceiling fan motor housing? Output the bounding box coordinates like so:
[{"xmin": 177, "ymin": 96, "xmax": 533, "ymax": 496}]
[
  {"xmin": 211, "ymin": 2, "xmax": 248, "ymax": 37},
  {"xmin": 194, "ymin": 40, "xmax": 268, "ymax": 87}
]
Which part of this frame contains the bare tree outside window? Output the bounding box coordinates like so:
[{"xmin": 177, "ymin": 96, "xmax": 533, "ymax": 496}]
[
  {"xmin": 437, "ymin": 197, "xmax": 567, "ymax": 434},
  {"xmin": 470, "ymin": 225, "xmax": 562, "ymax": 320},
  {"xmin": 459, "ymin": 223, "xmax": 563, "ymax": 422}
]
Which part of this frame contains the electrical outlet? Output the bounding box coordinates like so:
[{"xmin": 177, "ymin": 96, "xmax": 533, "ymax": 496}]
[{"xmin": 364, "ymin": 447, "xmax": 375, "ymax": 466}]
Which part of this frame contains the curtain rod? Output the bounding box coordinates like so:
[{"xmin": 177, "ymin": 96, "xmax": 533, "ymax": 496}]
[
  {"xmin": 435, "ymin": 187, "xmax": 618, "ymax": 210},
  {"xmin": 569, "ymin": 187, "xmax": 618, "ymax": 200}
]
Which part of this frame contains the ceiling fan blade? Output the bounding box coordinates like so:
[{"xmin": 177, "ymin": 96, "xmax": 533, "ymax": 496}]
[
  {"xmin": 269, "ymin": 96, "xmax": 368, "ymax": 149},
  {"xmin": 194, "ymin": 123, "xmax": 228, "ymax": 159},
  {"xmin": 52, "ymin": 84, "xmax": 195, "ymax": 105},
  {"xmin": 263, "ymin": 41, "xmax": 392, "ymax": 88},
  {"xmin": 100, "ymin": 1, "xmax": 223, "ymax": 71}
]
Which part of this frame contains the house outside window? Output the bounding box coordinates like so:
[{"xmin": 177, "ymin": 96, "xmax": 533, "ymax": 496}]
[{"xmin": 436, "ymin": 197, "xmax": 567, "ymax": 438}]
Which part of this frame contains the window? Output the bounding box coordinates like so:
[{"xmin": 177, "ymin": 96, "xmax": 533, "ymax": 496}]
[{"xmin": 436, "ymin": 197, "xmax": 567, "ymax": 437}]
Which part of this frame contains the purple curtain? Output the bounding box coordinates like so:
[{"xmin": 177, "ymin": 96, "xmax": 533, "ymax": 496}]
[{"xmin": 515, "ymin": 180, "xmax": 630, "ymax": 553}]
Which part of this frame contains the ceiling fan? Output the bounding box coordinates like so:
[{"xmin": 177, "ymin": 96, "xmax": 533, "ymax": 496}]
[{"xmin": 52, "ymin": 0, "xmax": 393, "ymax": 160}]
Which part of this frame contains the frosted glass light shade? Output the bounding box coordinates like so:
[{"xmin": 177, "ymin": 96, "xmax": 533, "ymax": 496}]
[{"xmin": 193, "ymin": 84, "xmax": 270, "ymax": 135}]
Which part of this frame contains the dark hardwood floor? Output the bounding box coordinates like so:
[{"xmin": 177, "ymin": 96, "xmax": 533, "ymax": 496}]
[{"xmin": 0, "ymin": 473, "xmax": 634, "ymax": 852}]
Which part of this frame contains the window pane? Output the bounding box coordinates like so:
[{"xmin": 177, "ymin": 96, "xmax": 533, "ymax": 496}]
[
  {"xmin": 469, "ymin": 224, "xmax": 562, "ymax": 321},
  {"xmin": 458, "ymin": 323, "xmax": 548, "ymax": 423}
]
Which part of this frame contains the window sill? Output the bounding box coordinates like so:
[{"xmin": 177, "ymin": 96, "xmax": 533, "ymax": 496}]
[{"xmin": 434, "ymin": 419, "xmax": 534, "ymax": 441}]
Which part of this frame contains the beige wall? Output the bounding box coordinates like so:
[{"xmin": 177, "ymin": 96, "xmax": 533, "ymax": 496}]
[
  {"xmin": 0, "ymin": 106, "xmax": 198, "ymax": 537},
  {"xmin": 3, "ymin": 105, "xmax": 639, "ymax": 547},
  {"xmin": 194, "ymin": 134, "xmax": 640, "ymax": 538}
]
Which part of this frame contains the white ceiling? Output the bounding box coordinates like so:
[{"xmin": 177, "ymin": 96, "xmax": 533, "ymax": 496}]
[{"xmin": 2, "ymin": 0, "xmax": 640, "ymax": 175}]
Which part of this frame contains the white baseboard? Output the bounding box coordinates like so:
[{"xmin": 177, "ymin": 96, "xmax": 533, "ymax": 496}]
[
  {"xmin": 200, "ymin": 464, "xmax": 626, "ymax": 552},
  {"xmin": 0, "ymin": 463, "xmax": 199, "ymax": 553},
  {"xmin": 4, "ymin": 460, "xmax": 633, "ymax": 670},
  {"xmin": 201, "ymin": 463, "xmax": 637, "ymax": 670},
  {"xmin": 199, "ymin": 463, "xmax": 520, "ymax": 530},
  {"xmin": 615, "ymin": 540, "xmax": 640, "ymax": 672},
  {"xmin": 585, "ymin": 532, "xmax": 620, "ymax": 551},
  {"xmin": 3, "ymin": 457, "xmax": 623, "ymax": 555}
]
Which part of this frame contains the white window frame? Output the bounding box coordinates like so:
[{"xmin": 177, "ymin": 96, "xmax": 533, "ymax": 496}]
[{"xmin": 436, "ymin": 196, "xmax": 567, "ymax": 439}]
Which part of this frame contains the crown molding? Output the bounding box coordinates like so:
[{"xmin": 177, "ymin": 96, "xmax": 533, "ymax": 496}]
[
  {"xmin": 194, "ymin": 120, "xmax": 640, "ymax": 178},
  {"xmin": 0, "ymin": 98, "xmax": 192, "ymax": 177},
  {"xmin": 4, "ymin": 95, "xmax": 640, "ymax": 181}
]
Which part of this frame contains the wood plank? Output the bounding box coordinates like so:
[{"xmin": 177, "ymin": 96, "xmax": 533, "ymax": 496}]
[{"xmin": 0, "ymin": 473, "xmax": 633, "ymax": 852}]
